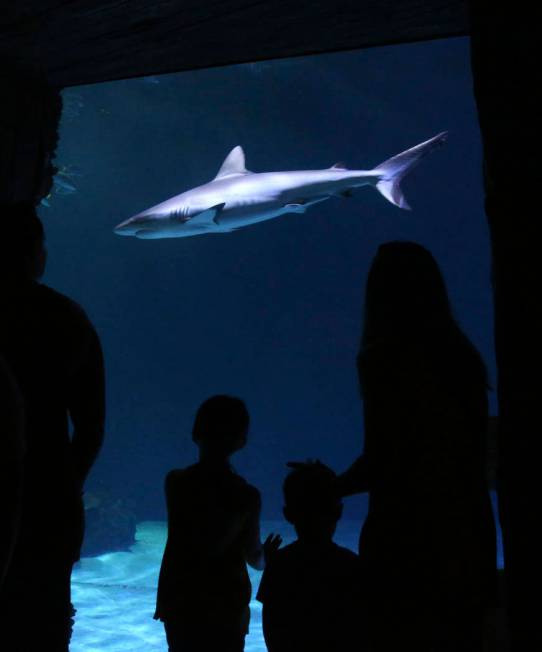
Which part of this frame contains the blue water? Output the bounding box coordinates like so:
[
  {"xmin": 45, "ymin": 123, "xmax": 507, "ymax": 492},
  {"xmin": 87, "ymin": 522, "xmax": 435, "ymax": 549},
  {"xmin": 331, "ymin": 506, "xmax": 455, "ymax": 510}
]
[
  {"xmin": 40, "ymin": 36, "xmax": 502, "ymax": 649},
  {"xmin": 72, "ymin": 516, "xmax": 503, "ymax": 651},
  {"xmin": 45, "ymin": 36, "xmax": 494, "ymax": 523},
  {"xmin": 71, "ymin": 521, "xmax": 358, "ymax": 652}
]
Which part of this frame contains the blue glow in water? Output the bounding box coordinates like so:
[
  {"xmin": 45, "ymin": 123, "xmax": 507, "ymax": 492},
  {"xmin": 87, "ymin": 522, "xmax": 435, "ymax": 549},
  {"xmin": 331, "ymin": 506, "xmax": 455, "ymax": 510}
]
[{"xmin": 71, "ymin": 517, "xmax": 503, "ymax": 651}]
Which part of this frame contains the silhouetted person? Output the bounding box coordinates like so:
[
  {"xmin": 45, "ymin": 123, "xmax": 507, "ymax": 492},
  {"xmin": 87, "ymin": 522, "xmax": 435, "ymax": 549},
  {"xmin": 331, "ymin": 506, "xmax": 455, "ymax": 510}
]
[
  {"xmin": 338, "ymin": 241, "xmax": 497, "ymax": 651},
  {"xmin": 0, "ymin": 203, "xmax": 105, "ymax": 652},
  {"xmin": 0, "ymin": 356, "xmax": 25, "ymax": 588},
  {"xmin": 257, "ymin": 462, "xmax": 363, "ymax": 652},
  {"xmin": 154, "ymin": 395, "xmax": 278, "ymax": 652}
]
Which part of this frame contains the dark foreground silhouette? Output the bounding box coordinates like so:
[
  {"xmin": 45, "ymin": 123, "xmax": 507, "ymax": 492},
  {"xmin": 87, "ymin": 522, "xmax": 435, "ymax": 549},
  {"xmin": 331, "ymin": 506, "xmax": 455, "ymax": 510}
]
[
  {"xmin": 258, "ymin": 462, "xmax": 364, "ymax": 652},
  {"xmin": 338, "ymin": 241, "xmax": 497, "ymax": 651},
  {"xmin": 0, "ymin": 356, "xmax": 24, "ymax": 588},
  {"xmin": 0, "ymin": 203, "xmax": 105, "ymax": 652},
  {"xmin": 154, "ymin": 395, "xmax": 279, "ymax": 652}
]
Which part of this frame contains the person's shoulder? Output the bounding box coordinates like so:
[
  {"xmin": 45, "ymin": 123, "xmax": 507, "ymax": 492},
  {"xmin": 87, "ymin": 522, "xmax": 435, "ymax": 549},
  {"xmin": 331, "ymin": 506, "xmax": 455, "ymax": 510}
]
[
  {"xmin": 37, "ymin": 284, "xmax": 94, "ymax": 327},
  {"xmin": 166, "ymin": 465, "xmax": 194, "ymax": 480},
  {"xmin": 278, "ymin": 540, "xmax": 299, "ymax": 557},
  {"xmin": 267, "ymin": 541, "xmax": 300, "ymax": 568},
  {"xmin": 165, "ymin": 466, "xmax": 193, "ymax": 489},
  {"xmin": 327, "ymin": 544, "xmax": 362, "ymax": 587},
  {"xmin": 36, "ymin": 283, "xmax": 81, "ymax": 311},
  {"xmin": 230, "ymin": 472, "xmax": 261, "ymax": 505},
  {"xmin": 256, "ymin": 542, "xmax": 298, "ymax": 604},
  {"xmin": 330, "ymin": 542, "xmax": 359, "ymax": 565}
]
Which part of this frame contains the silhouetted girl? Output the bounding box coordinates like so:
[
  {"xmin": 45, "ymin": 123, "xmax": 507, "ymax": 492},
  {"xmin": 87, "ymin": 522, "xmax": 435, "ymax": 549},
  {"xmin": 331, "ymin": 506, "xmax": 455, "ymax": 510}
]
[
  {"xmin": 339, "ymin": 241, "xmax": 497, "ymax": 652},
  {"xmin": 154, "ymin": 395, "xmax": 276, "ymax": 652}
]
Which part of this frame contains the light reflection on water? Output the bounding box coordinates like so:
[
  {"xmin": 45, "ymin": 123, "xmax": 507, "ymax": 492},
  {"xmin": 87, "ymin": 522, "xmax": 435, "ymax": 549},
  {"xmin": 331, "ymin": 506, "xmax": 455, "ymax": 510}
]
[
  {"xmin": 71, "ymin": 514, "xmax": 503, "ymax": 651},
  {"xmin": 72, "ymin": 521, "xmax": 301, "ymax": 652}
]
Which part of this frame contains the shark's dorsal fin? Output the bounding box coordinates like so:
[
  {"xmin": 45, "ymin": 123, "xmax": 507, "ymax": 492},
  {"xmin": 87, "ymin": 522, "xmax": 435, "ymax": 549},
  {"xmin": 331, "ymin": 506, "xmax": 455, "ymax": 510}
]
[
  {"xmin": 214, "ymin": 146, "xmax": 249, "ymax": 179},
  {"xmin": 330, "ymin": 161, "xmax": 348, "ymax": 170}
]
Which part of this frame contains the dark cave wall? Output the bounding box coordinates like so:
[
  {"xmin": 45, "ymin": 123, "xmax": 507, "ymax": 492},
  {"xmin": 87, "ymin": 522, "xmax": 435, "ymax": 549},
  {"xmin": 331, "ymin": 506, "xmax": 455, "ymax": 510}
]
[
  {"xmin": 0, "ymin": 5, "xmax": 539, "ymax": 647},
  {"xmin": 470, "ymin": 2, "xmax": 541, "ymax": 649},
  {"xmin": 0, "ymin": 1, "xmax": 468, "ymax": 87}
]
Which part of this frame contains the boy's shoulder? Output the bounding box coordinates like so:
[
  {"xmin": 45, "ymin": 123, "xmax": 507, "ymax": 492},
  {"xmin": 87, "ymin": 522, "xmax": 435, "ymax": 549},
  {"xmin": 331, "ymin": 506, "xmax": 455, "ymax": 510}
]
[
  {"xmin": 270, "ymin": 541, "xmax": 358, "ymax": 568},
  {"xmin": 269, "ymin": 540, "xmax": 300, "ymax": 561},
  {"xmin": 257, "ymin": 541, "xmax": 359, "ymax": 602},
  {"xmin": 329, "ymin": 542, "xmax": 359, "ymax": 564}
]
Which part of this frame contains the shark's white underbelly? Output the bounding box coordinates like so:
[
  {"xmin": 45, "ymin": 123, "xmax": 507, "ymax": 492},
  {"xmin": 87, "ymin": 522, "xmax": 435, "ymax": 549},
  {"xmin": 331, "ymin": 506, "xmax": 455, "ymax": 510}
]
[
  {"xmin": 216, "ymin": 200, "xmax": 297, "ymax": 229},
  {"xmin": 144, "ymin": 201, "xmax": 288, "ymax": 239}
]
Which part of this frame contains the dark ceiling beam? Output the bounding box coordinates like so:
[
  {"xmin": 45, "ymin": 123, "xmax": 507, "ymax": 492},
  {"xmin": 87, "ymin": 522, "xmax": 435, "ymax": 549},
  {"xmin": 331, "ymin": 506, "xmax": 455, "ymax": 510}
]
[{"xmin": 1, "ymin": 1, "xmax": 468, "ymax": 87}]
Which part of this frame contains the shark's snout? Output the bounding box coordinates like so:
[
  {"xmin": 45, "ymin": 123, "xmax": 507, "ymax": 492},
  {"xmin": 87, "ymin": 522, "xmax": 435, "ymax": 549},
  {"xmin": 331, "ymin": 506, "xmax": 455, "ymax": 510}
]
[
  {"xmin": 113, "ymin": 222, "xmax": 127, "ymax": 235},
  {"xmin": 114, "ymin": 218, "xmax": 135, "ymax": 235},
  {"xmin": 114, "ymin": 215, "xmax": 153, "ymax": 236}
]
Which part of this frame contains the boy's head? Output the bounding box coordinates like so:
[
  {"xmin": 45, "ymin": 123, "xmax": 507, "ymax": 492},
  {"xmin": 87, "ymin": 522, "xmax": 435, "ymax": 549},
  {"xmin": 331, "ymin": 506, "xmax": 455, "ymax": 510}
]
[
  {"xmin": 283, "ymin": 462, "xmax": 342, "ymax": 542},
  {"xmin": 192, "ymin": 395, "xmax": 249, "ymax": 457}
]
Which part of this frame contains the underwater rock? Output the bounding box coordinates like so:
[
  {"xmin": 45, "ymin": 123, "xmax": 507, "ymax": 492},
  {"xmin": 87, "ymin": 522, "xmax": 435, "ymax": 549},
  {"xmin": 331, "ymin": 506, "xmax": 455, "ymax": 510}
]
[{"xmin": 81, "ymin": 488, "xmax": 137, "ymax": 557}]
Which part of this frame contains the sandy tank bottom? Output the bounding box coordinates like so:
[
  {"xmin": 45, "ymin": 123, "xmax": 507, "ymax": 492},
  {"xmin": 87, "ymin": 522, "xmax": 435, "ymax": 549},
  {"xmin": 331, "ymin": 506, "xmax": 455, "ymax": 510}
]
[{"xmin": 71, "ymin": 520, "xmax": 362, "ymax": 651}]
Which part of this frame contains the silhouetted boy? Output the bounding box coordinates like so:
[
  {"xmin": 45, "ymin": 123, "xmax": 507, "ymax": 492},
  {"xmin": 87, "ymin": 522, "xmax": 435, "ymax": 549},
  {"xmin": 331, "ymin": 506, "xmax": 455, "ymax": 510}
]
[
  {"xmin": 257, "ymin": 462, "xmax": 364, "ymax": 652},
  {"xmin": 154, "ymin": 395, "xmax": 275, "ymax": 652}
]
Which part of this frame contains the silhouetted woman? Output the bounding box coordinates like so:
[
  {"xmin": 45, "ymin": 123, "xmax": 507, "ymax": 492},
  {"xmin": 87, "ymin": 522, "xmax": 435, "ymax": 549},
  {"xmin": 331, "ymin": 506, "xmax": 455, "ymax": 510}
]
[{"xmin": 338, "ymin": 241, "xmax": 497, "ymax": 652}]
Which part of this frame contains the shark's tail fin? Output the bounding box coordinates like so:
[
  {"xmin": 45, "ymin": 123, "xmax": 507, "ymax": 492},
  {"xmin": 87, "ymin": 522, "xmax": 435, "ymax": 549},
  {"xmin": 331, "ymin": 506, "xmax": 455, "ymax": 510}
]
[{"xmin": 373, "ymin": 132, "xmax": 448, "ymax": 210}]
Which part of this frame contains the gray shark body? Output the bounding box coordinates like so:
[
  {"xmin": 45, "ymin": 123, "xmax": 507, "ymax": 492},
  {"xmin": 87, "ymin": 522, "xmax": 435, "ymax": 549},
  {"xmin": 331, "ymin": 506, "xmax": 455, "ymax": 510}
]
[{"xmin": 114, "ymin": 132, "xmax": 447, "ymax": 239}]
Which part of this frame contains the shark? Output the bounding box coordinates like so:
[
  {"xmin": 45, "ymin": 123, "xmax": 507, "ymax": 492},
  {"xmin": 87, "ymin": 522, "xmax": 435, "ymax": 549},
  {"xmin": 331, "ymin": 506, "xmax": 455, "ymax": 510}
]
[{"xmin": 114, "ymin": 132, "xmax": 447, "ymax": 239}]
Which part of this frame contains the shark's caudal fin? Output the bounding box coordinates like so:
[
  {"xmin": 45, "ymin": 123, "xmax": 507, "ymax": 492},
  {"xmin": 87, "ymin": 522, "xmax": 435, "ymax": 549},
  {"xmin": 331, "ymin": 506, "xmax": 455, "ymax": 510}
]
[{"xmin": 373, "ymin": 132, "xmax": 448, "ymax": 210}]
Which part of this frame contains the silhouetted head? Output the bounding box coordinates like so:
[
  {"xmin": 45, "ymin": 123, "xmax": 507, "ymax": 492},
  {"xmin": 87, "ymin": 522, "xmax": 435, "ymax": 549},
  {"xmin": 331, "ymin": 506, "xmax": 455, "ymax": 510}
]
[
  {"xmin": 0, "ymin": 202, "xmax": 46, "ymax": 281},
  {"xmin": 192, "ymin": 395, "xmax": 249, "ymax": 459},
  {"xmin": 360, "ymin": 240, "xmax": 488, "ymax": 394},
  {"xmin": 283, "ymin": 462, "xmax": 342, "ymax": 543},
  {"xmin": 362, "ymin": 241, "xmax": 452, "ymax": 346}
]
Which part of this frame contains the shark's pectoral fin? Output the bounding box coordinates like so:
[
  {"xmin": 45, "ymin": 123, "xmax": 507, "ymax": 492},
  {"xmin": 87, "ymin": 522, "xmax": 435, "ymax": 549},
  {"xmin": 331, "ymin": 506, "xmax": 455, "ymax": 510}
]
[{"xmin": 188, "ymin": 203, "xmax": 226, "ymax": 227}]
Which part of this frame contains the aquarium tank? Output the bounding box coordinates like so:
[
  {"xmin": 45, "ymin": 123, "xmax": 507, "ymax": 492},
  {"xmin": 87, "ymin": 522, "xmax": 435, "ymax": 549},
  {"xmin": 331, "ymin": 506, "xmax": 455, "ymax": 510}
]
[{"xmin": 40, "ymin": 36, "xmax": 501, "ymax": 651}]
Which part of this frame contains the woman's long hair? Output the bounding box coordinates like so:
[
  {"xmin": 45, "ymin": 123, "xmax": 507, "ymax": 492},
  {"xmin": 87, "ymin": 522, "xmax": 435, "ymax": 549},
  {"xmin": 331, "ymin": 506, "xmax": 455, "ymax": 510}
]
[{"xmin": 360, "ymin": 241, "xmax": 488, "ymax": 387}]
